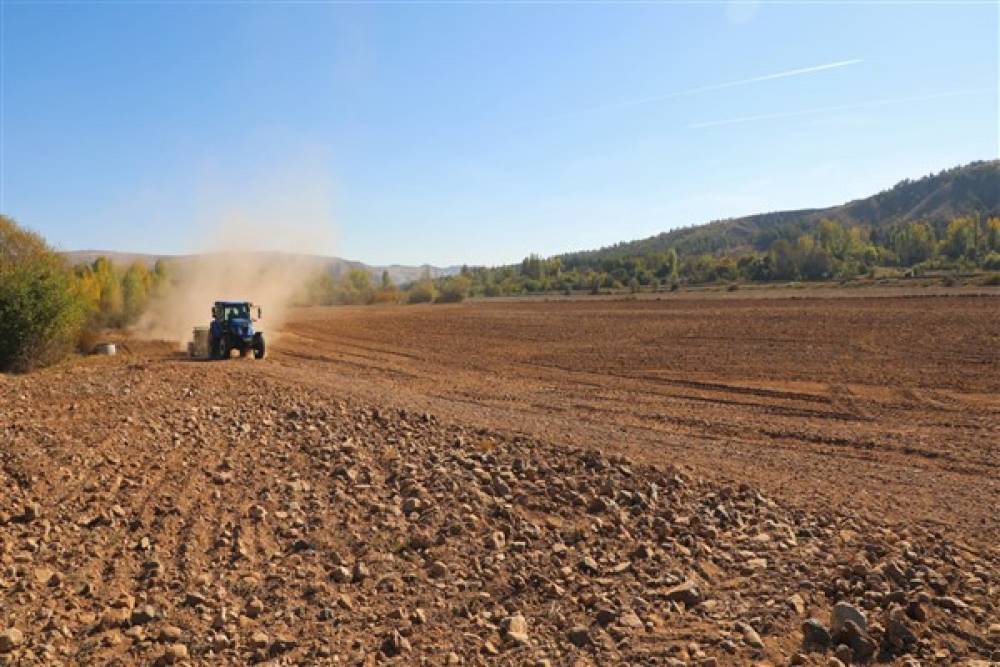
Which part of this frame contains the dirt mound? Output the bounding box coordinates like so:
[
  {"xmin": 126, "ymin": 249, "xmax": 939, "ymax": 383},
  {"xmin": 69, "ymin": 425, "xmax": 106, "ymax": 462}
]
[{"xmin": 0, "ymin": 356, "xmax": 997, "ymax": 665}]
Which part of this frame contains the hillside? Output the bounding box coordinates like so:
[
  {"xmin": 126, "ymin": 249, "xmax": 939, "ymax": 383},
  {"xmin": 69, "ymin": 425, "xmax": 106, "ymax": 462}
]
[
  {"xmin": 562, "ymin": 160, "xmax": 1000, "ymax": 262},
  {"xmin": 62, "ymin": 250, "xmax": 458, "ymax": 286}
]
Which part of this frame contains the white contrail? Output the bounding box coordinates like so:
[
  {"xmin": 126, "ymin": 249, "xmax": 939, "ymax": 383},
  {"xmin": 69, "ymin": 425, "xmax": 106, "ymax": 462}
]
[
  {"xmin": 689, "ymin": 88, "xmax": 994, "ymax": 128},
  {"xmin": 560, "ymin": 58, "xmax": 862, "ymax": 117}
]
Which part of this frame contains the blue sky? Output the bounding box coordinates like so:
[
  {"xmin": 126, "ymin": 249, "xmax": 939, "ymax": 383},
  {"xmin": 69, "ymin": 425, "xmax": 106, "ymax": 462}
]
[{"xmin": 1, "ymin": 1, "xmax": 997, "ymax": 266}]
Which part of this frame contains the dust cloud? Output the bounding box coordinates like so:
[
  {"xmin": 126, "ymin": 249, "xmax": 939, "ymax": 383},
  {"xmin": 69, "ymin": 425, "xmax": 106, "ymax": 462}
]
[{"xmin": 135, "ymin": 190, "xmax": 336, "ymax": 349}]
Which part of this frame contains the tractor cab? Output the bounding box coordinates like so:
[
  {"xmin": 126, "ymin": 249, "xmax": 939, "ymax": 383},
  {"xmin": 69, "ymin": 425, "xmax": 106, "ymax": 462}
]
[{"xmin": 213, "ymin": 301, "xmax": 261, "ymax": 323}]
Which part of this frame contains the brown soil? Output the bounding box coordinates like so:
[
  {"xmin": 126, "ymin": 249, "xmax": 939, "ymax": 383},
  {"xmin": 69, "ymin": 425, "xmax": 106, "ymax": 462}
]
[{"xmin": 1, "ymin": 290, "xmax": 997, "ymax": 666}]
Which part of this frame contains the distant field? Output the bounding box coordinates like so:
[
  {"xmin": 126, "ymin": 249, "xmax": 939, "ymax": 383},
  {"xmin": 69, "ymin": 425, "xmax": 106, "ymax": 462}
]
[{"xmin": 274, "ymin": 289, "xmax": 1000, "ymax": 542}]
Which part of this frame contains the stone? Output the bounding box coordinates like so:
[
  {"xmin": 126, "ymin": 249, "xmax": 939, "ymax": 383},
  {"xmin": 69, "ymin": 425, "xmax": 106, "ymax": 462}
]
[
  {"xmin": 130, "ymin": 604, "xmax": 158, "ymax": 626},
  {"xmin": 933, "ymin": 596, "xmax": 968, "ymax": 612},
  {"xmin": 567, "ymin": 626, "xmax": 591, "ymax": 646},
  {"xmin": 802, "ymin": 618, "xmax": 831, "ymax": 649},
  {"xmin": 620, "ymin": 610, "xmax": 644, "ymax": 629},
  {"xmin": 830, "ymin": 601, "xmax": 867, "ymax": 635},
  {"xmin": 841, "ymin": 620, "xmax": 876, "ymax": 662},
  {"xmin": 429, "ymin": 560, "xmax": 449, "ymax": 578},
  {"xmin": 245, "ymin": 596, "xmax": 264, "ymax": 618},
  {"xmin": 503, "ymin": 614, "xmax": 529, "ymax": 644},
  {"xmin": 487, "ymin": 531, "xmax": 506, "ymax": 550},
  {"xmin": 0, "ymin": 628, "xmax": 24, "ymax": 653},
  {"xmin": 159, "ymin": 644, "xmax": 188, "ymax": 664},
  {"xmin": 159, "ymin": 625, "xmax": 183, "ymax": 642},
  {"xmin": 886, "ymin": 616, "xmax": 917, "ymax": 649},
  {"xmin": 381, "ymin": 630, "xmax": 411, "ymax": 656},
  {"xmin": 664, "ymin": 580, "xmax": 703, "ymax": 608},
  {"xmin": 738, "ymin": 622, "xmax": 764, "ymax": 649}
]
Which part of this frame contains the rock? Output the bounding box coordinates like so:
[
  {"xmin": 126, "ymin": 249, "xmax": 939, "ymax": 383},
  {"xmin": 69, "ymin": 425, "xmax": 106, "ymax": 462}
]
[
  {"xmin": 841, "ymin": 620, "xmax": 876, "ymax": 662},
  {"xmin": 184, "ymin": 591, "xmax": 208, "ymax": 607},
  {"xmin": 158, "ymin": 625, "xmax": 183, "ymax": 642},
  {"xmin": 22, "ymin": 502, "xmax": 41, "ymax": 523},
  {"xmin": 801, "ymin": 618, "xmax": 831, "ymax": 649},
  {"xmin": 270, "ymin": 635, "xmax": 297, "ymax": 655},
  {"xmin": 788, "ymin": 593, "xmax": 806, "ymax": 615},
  {"xmin": 159, "ymin": 644, "xmax": 188, "ymax": 664},
  {"xmin": 738, "ymin": 622, "xmax": 764, "ymax": 649},
  {"xmin": 381, "ymin": 630, "xmax": 411, "ymax": 657},
  {"xmin": 486, "ymin": 531, "xmax": 506, "ymax": 550},
  {"xmin": 906, "ymin": 599, "xmax": 928, "ymax": 622},
  {"xmin": 830, "ymin": 601, "xmax": 867, "ymax": 635},
  {"xmin": 620, "ymin": 610, "xmax": 644, "ymax": 629},
  {"xmin": 988, "ymin": 623, "xmax": 1000, "ymax": 639},
  {"xmin": 0, "ymin": 628, "xmax": 24, "ymax": 653},
  {"xmin": 331, "ymin": 566, "xmax": 352, "ymax": 583},
  {"xmin": 933, "ymin": 596, "xmax": 968, "ymax": 612},
  {"xmin": 567, "ymin": 625, "xmax": 591, "ymax": 646},
  {"xmin": 503, "ymin": 614, "xmax": 529, "ymax": 644},
  {"xmin": 245, "ymin": 596, "xmax": 264, "ymax": 618},
  {"xmin": 428, "ymin": 560, "xmax": 449, "ymax": 578},
  {"xmin": 833, "ymin": 644, "xmax": 853, "ymax": 665},
  {"xmin": 886, "ymin": 615, "xmax": 917, "ymax": 650},
  {"xmin": 664, "ymin": 580, "xmax": 703, "ymax": 608},
  {"xmin": 130, "ymin": 604, "xmax": 158, "ymax": 626},
  {"xmin": 250, "ymin": 631, "xmax": 269, "ymax": 648}
]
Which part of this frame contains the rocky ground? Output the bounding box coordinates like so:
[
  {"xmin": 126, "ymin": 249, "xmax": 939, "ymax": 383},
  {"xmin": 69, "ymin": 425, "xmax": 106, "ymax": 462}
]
[{"xmin": 1, "ymin": 348, "xmax": 997, "ymax": 666}]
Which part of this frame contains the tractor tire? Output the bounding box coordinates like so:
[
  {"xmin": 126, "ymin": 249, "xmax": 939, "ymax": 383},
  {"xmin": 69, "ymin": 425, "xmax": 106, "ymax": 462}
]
[
  {"xmin": 239, "ymin": 345, "xmax": 248, "ymax": 358},
  {"xmin": 208, "ymin": 335, "xmax": 219, "ymax": 360},
  {"xmin": 215, "ymin": 336, "xmax": 230, "ymax": 361},
  {"xmin": 253, "ymin": 333, "xmax": 266, "ymax": 360}
]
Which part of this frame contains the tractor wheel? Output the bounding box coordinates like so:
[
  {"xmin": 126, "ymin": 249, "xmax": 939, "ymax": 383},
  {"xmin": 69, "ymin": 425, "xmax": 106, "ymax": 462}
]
[
  {"xmin": 239, "ymin": 345, "xmax": 248, "ymax": 358},
  {"xmin": 208, "ymin": 335, "xmax": 219, "ymax": 360},
  {"xmin": 215, "ymin": 336, "xmax": 229, "ymax": 360},
  {"xmin": 253, "ymin": 333, "xmax": 266, "ymax": 360}
]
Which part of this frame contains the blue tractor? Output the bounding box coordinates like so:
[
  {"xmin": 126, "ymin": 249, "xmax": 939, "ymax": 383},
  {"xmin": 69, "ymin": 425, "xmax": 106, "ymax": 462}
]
[{"xmin": 208, "ymin": 301, "xmax": 266, "ymax": 360}]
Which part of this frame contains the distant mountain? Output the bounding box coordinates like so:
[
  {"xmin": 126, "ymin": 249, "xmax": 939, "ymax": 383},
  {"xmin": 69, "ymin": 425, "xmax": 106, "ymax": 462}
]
[
  {"xmin": 61, "ymin": 250, "xmax": 459, "ymax": 285},
  {"xmin": 561, "ymin": 160, "xmax": 1000, "ymax": 262}
]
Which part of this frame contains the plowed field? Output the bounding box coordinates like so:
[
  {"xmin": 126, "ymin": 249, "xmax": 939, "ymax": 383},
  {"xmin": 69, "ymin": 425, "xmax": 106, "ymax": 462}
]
[{"xmin": 1, "ymin": 291, "xmax": 997, "ymax": 666}]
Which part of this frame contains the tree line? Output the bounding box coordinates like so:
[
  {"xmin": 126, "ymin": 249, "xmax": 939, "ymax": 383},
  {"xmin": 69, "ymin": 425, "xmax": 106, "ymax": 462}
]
[{"xmin": 430, "ymin": 216, "xmax": 1000, "ymax": 298}]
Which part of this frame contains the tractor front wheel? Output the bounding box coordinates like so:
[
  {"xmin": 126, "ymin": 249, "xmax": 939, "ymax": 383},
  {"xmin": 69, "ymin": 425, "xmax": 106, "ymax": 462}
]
[{"xmin": 253, "ymin": 333, "xmax": 266, "ymax": 360}]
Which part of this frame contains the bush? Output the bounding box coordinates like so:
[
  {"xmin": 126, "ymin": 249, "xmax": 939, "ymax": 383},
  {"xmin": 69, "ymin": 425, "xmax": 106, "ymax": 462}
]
[
  {"xmin": 436, "ymin": 276, "xmax": 470, "ymax": 303},
  {"xmin": 0, "ymin": 217, "xmax": 85, "ymax": 372},
  {"xmin": 406, "ymin": 280, "xmax": 436, "ymax": 304},
  {"xmin": 982, "ymin": 252, "xmax": 1000, "ymax": 271},
  {"xmin": 980, "ymin": 273, "xmax": 1000, "ymax": 286}
]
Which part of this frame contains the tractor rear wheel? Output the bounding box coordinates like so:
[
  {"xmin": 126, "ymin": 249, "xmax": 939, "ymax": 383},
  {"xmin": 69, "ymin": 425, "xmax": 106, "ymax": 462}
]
[
  {"xmin": 215, "ymin": 336, "xmax": 229, "ymax": 360},
  {"xmin": 253, "ymin": 333, "xmax": 266, "ymax": 360}
]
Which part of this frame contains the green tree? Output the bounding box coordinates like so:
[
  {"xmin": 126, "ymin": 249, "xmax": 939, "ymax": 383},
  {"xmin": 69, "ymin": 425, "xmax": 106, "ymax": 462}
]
[
  {"xmin": 892, "ymin": 222, "xmax": 936, "ymax": 266},
  {"xmin": 941, "ymin": 217, "xmax": 977, "ymax": 260},
  {"xmin": 0, "ymin": 216, "xmax": 85, "ymax": 372},
  {"xmin": 121, "ymin": 261, "xmax": 150, "ymax": 323}
]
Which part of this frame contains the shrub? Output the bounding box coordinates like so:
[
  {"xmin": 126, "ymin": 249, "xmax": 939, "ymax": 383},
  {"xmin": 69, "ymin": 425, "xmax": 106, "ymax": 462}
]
[
  {"xmin": 981, "ymin": 273, "xmax": 1000, "ymax": 286},
  {"xmin": 0, "ymin": 217, "xmax": 85, "ymax": 372},
  {"xmin": 406, "ymin": 280, "xmax": 436, "ymax": 304},
  {"xmin": 436, "ymin": 276, "xmax": 470, "ymax": 303}
]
